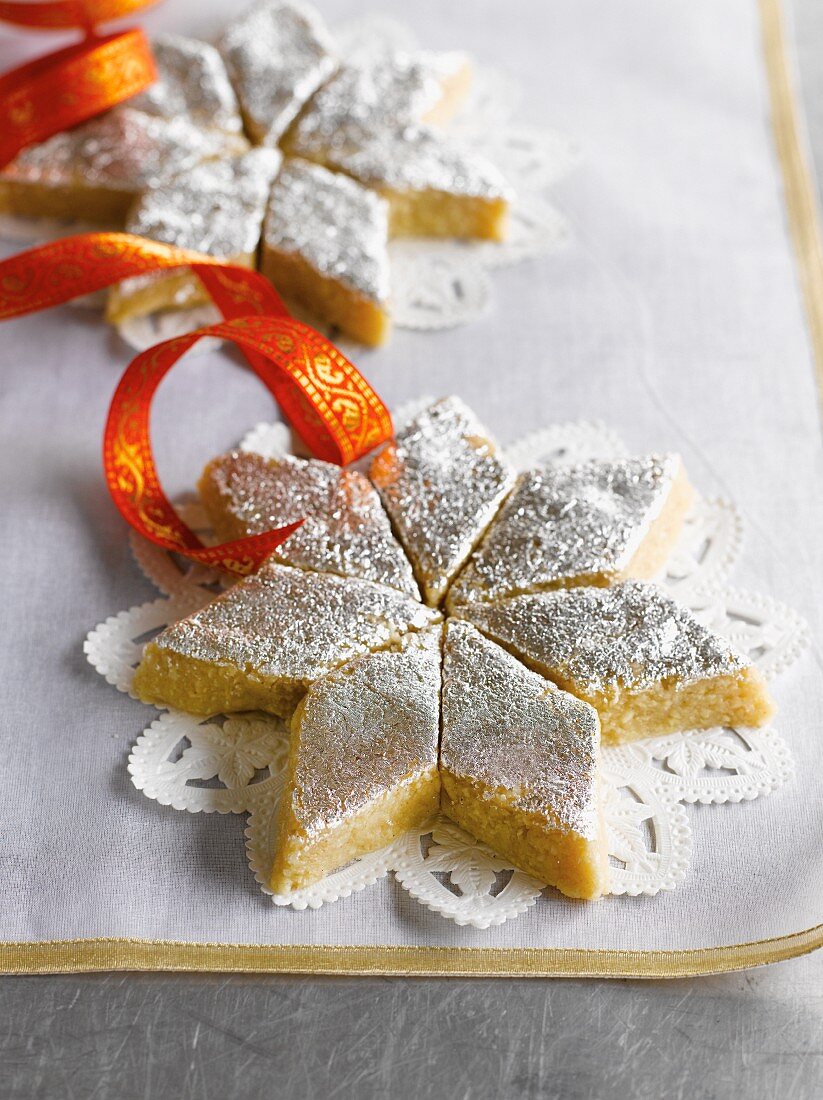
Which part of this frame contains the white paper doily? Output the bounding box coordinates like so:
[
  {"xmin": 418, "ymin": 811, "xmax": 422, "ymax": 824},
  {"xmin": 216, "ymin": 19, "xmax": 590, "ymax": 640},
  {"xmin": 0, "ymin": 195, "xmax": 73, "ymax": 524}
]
[
  {"xmin": 0, "ymin": 15, "xmax": 575, "ymax": 349},
  {"xmin": 84, "ymin": 418, "xmax": 807, "ymax": 929}
]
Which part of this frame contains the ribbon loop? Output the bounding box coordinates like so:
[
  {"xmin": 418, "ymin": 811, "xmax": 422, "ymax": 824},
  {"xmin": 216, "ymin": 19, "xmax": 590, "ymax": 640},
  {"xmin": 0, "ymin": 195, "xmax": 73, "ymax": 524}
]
[{"xmin": 0, "ymin": 233, "xmax": 394, "ymax": 575}]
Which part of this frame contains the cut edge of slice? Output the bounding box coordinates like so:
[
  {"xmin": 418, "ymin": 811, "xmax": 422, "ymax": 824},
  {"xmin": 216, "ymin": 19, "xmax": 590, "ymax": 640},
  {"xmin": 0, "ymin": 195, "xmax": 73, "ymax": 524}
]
[
  {"xmin": 439, "ymin": 769, "xmax": 609, "ymax": 900},
  {"xmin": 271, "ymin": 762, "xmax": 440, "ymax": 895},
  {"xmin": 260, "ymin": 244, "xmax": 391, "ymax": 346}
]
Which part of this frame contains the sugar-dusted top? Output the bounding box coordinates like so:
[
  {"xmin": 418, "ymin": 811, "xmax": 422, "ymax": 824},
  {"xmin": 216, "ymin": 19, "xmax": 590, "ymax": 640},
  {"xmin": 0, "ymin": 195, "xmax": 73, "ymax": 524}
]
[
  {"xmin": 219, "ymin": 0, "xmax": 336, "ymax": 144},
  {"xmin": 3, "ymin": 108, "xmax": 246, "ymax": 190},
  {"xmin": 287, "ymin": 52, "xmax": 468, "ymax": 157},
  {"xmin": 128, "ymin": 34, "xmax": 244, "ymax": 135},
  {"xmin": 327, "ymin": 125, "xmax": 512, "ymax": 199},
  {"xmin": 288, "ymin": 630, "xmax": 441, "ymax": 837},
  {"xmin": 126, "ymin": 149, "xmax": 281, "ymax": 257},
  {"xmin": 450, "ymin": 454, "xmax": 682, "ymax": 605},
  {"xmin": 369, "ymin": 397, "xmax": 516, "ymax": 606},
  {"xmin": 153, "ymin": 562, "xmax": 438, "ymax": 682},
  {"xmin": 441, "ymin": 621, "xmax": 601, "ymax": 838},
  {"xmin": 460, "ymin": 581, "xmax": 749, "ymax": 694},
  {"xmin": 200, "ymin": 451, "xmax": 418, "ymax": 597}
]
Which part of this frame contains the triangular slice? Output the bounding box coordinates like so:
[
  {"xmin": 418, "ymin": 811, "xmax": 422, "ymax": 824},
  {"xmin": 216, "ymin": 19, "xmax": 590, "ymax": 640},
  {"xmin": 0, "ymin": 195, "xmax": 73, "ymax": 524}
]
[
  {"xmin": 321, "ymin": 126, "xmax": 511, "ymax": 240},
  {"xmin": 458, "ymin": 581, "xmax": 774, "ymax": 744},
  {"xmin": 440, "ymin": 621, "xmax": 608, "ymax": 900},
  {"xmin": 198, "ymin": 450, "xmax": 418, "ymax": 597},
  {"xmin": 370, "ymin": 397, "xmax": 516, "ymax": 606},
  {"xmin": 133, "ymin": 563, "xmax": 439, "ymax": 718},
  {"xmin": 107, "ymin": 148, "xmax": 281, "ymax": 324},
  {"xmin": 448, "ymin": 454, "xmax": 694, "ymax": 609},
  {"xmin": 0, "ymin": 107, "xmax": 247, "ymax": 225},
  {"xmin": 219, "ymin": 0, "xmax": 336, "ymax": 146},
  {"xmin": 283, "ymin": 52, "xmax": 472, "ymax": 160},
  {"xmin": 125, "ymin": 33, "xmax": 244, "ymax": 136},
  {"xmin": 261, "ymin": 159, "xmax": 391, "ymax": 346},
  {"xmin": 270, "ymin": 629, "xmax": 442, "ymax": 894}
]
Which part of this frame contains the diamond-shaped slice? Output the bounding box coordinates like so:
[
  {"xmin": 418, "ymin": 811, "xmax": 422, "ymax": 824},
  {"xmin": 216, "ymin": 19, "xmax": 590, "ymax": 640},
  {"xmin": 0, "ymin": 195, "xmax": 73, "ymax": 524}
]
[
  {"xmin": 219, "ymin": 0, "xmax": 336, "ymax": 145},
  {"xmin": 283, "ymin": 52, "xmax": 472, "ymax": 160},
  {"xmin": 261, "ymin": 159, "xmax": 391, "ymax": 346},
  {"xmin": 271, "ymin": 629, "xmax": 441, "ymax": 894},
  {"xmin": 448, "ymin": 454, "xmax": 694, "ymax": 609},
  {"xmin": 457, "ymin": 581, "xmax": 774, "ymax": 743},
  {"xmin": 369, "ymin": 397, "xmax": 516, "ymax": 607},
  {"xmin": 440, "ymin": 621, "xmax": 608, "ymax": 900},
  {"xmin": 133, "ymin": 563, "xmax": 439, "ymax": 718},
  {"xmin": 107, "ymin": 148, "xmax": 281, "ymax": 324},
  {"xmin": 326, "ymin": 126, "xmax": 511, "ymax": 240},
  {"xmin": 0, "ymin": 108, "xmax": 247, "ymax": 224},
  {"xmin": 198, "ymin": 450, "xmax": 418, "ymax": 597},
  {"xmin": 127, "ymin": 33, "xmax": 244, "ymax": 135}
]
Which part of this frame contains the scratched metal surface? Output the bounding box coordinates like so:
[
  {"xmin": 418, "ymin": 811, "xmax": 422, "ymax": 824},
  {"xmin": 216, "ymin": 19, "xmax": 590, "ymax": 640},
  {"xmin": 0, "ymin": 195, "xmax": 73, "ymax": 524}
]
[
  {"xmin": 1, "ymin": 953, "xmax": 821, "ymax": 1098},
  {"xmin": 2, "ymin": 1, "xmax": 823, "ymax": 1096}
]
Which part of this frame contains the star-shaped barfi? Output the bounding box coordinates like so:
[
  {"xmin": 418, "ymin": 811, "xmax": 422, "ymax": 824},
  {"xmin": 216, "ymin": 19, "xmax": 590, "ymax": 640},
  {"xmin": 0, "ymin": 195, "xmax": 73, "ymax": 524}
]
[
  {"xmin": 0, "ymin": 2, "xmax": 514, "ymax": 345},
  {"xmin": 133, "ymin": 398, "xmax": 774, "ymax": 901}
]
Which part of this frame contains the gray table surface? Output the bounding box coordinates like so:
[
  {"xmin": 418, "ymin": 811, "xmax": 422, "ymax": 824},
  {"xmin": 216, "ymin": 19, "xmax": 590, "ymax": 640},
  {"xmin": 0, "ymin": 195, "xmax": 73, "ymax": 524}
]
[{"xmin": 3, "ymin": 1, "xmax": 823, "ymax": 1097}]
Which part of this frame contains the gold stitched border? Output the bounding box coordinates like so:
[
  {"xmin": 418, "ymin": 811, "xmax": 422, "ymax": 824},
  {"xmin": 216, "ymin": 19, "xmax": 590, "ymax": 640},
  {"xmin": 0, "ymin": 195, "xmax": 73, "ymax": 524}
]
[
  {"xmin": 760, "ymin": 0, "xmax": 823, "ymax": 398},
  {"xmin": 1, "ymin": 926, "xmax": 821, "ymax": 978},
  {"xmin": 3, "ymin": 0, "xmax": 822, "ymax": 978}
]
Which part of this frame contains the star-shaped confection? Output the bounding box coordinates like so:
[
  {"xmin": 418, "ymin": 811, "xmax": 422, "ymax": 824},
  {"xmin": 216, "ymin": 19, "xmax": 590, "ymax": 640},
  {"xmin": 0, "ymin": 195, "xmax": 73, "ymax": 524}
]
[
  {"xmin": 133, "ymin": 398, "xmax": 775, "ymax": 901},
  {"xmin": 0, "ymin": 2, "xmax": 513, "ymax": 345}
]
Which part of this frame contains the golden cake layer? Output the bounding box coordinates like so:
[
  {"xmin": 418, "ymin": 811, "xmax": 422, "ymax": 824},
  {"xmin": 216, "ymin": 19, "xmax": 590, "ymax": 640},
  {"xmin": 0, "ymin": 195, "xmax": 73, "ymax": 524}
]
[
  {"xmin": 261, "ymin": 159, "xmax": 391, "ymax": 346},
  {"xmin": 321, "ymin": 126, "xmax": 510, "ymax": 240}
]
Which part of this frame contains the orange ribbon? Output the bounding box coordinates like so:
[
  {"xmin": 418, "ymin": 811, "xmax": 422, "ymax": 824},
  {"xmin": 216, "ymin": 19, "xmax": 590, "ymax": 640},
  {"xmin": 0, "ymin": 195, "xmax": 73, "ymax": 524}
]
[
  {"xmin": 0, "ymin": 1, "xmax": 159, "ymax": 168},
  {"xmin": 0, "ymin": 233, "xmax": 394, "ymax": 575}
]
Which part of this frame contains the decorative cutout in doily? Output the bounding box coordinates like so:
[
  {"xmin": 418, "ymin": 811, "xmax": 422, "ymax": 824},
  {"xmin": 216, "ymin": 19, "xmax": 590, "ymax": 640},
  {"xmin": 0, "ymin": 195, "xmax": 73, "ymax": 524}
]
[
  {"xmin": 0, "ymin": 16, "xmax": 575, "ymax": 350},
  {"xmin": 84, "ymin": 418, "xmax": 808, "ymax": 929}
]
